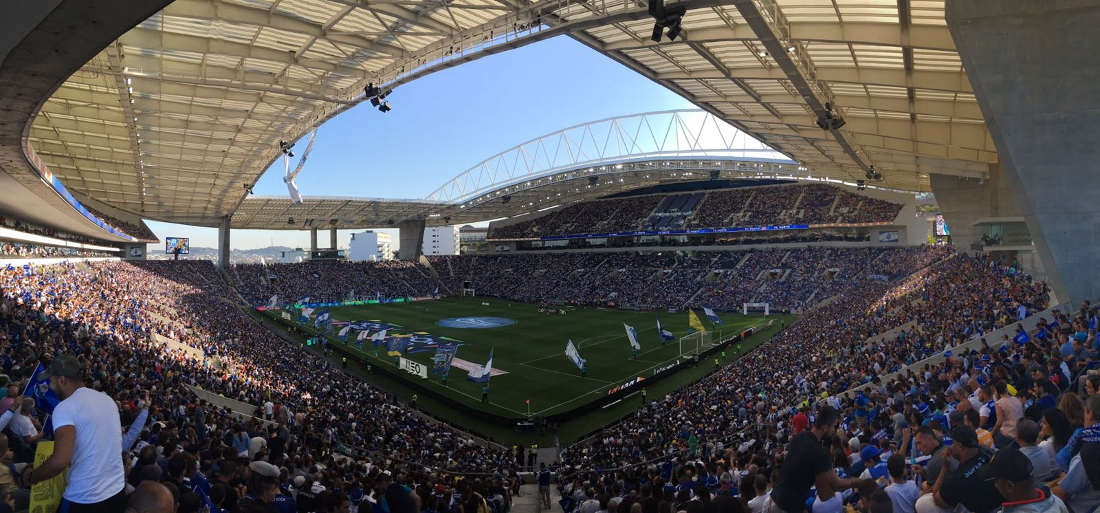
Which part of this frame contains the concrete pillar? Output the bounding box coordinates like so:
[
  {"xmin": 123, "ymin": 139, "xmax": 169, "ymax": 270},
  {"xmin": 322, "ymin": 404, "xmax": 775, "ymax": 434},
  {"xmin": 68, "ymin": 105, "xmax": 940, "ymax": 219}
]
[
  {"xmin": 397, "ymin": 220, "xmax": 426, "ymax": 261},
  {"xmin": 330, "ymin": 227, "xmax": 338, "ymax": 249},
  {"xmin": 947, "ymin": 0, "xmax": 1100, "ymax": 305},
  {"xmin": 310, "ymin": 227, "xmax": 318, "ymax": 253},
  {"xmin": 217, "ymin": 216, "xmax": 230, "ymax": 269}
]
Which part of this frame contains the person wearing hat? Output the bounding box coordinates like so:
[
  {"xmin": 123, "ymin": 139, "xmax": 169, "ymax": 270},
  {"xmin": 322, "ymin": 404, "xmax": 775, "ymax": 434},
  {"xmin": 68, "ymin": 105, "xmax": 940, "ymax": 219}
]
[
  {"xmin": 988, "ymin": 447, "xmax": 1068, "ymax": 513},
  {"xmin": 239, "ymin": 460, "xmax": 280, "ymax": 513},
  {"xmin": 858, "ymin": 446, "xmax": 889, "ymax": 487},
  {"xmin": 915, "ymin": 425, "xmax": 1001, "ymax": 513},
  {"xmin": 20, "ymin": 354, "xmax": 126, "ymax": 512}
]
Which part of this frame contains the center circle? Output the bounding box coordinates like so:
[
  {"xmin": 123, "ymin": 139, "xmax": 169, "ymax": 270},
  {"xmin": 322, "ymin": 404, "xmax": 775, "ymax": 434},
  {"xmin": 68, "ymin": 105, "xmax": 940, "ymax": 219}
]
[{"xmin": 435, "ymin": 317, "xmax": 517, "ymax": 329}]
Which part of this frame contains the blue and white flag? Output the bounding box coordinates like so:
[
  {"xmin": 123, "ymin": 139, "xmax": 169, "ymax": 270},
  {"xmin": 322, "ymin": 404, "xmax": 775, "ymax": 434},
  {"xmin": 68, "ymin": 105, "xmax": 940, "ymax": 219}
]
[
  {"xmin": 314, "ymin": 310, "xmax": 331, "ymax": 328},
  {"xmin": 657, "ymin": 316, "xmax": 674, "ymax": 342},
  {"xmin": 565, "ymin": 340, "xmax": 586, "ymax": 370},
  {"xmin": 432, "ymin": 346, "xmax": 458, "ymax": 375},
  {"xmin": 371, "ymin": 329, "xmax": 388, "ymax": 346},
  {"xmin": 299, "ymin": 307, "xmax": 315, "ymax": 324},
  {"xmin": 298, "ymin": 296, "xmax": 310, "ymax": 306},
  {"xmin": 267, "ymin": 295, "xmax": 279, "ymax": 309},
  {"xmin": 624, "ymin": 323, "xmax": 641, "ymax": 351},
  {"xmin": 466, "ymin": 349, "xmax": 494, "ymax": 383},
  {"xmin": 338, "ymin": 325, "xmax": 351, "ymax": 341},
  {"xmin": 23, "ymin": 363, "xmax": 60, "ymax": 415},
  {"xmin": 432, "ymin": 287, "xmax": 440, "ymax": 298},
  {"xmin": 703, "ymin": 307, "xmax": 722, "ymax": 325},
  {"xmin": 346, "ymin": 290, "xmax": 355, "ymax": 301}
]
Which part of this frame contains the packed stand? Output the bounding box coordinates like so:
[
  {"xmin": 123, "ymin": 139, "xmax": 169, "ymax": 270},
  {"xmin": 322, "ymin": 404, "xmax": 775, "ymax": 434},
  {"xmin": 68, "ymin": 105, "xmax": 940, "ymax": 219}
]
[
  {"xmin": 0, "ymin": 262, "xmax": 514, "ymax": 510},
  {"xmin": 561, "ymin": 251, "xmax": 1095, "ymax": 513},
  {"xmin": 0, "ymin": 242, "xmax": 116, "ymax": 259},
  {"xmin": 234, "ymin": 260, "xmax": 439, "ymax": 305},
  {"xmin": 492, "ymin": 184, "xmax": 903, "ymax": 240},
  {"xmin": 82, "ymin": 206, "xmax": 158, "ymax": 241}
]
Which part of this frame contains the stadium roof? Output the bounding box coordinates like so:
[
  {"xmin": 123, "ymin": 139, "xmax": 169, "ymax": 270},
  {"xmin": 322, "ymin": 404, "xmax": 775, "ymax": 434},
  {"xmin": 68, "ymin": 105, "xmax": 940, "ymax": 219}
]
[{"xmin": 24, "ymin": 0, "xmax": 993, "ymax": 230}]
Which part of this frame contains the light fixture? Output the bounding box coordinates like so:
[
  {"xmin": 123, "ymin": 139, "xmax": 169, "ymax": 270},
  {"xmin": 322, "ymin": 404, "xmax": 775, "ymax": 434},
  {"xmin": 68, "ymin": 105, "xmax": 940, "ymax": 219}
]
[
  {"xmin": 758, "ymin": 50, "xmax": 768, "ymax": 57},
  {"xmin": 378, "ymin": 101, "xmax": 391, "ymax": 113},
  {"xmin": 648, "ymin": 0, "xmax": 686, "ymax": 42},
  {"xmin": 787, "ymin": 46, "xmax": 796, "ymax": 53}
]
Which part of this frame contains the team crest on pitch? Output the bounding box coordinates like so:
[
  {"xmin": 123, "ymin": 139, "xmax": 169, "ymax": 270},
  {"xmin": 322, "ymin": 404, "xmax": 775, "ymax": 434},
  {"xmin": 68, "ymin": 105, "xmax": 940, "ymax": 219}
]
[{"xmin": 435, "ymin": 317, "xmax": 517, "ymax": 329}]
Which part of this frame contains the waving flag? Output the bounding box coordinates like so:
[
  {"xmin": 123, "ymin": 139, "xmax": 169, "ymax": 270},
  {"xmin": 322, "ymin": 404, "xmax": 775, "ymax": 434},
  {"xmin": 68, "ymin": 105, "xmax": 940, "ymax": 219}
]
[
  {"xmin": 703, "ymin": 307, "xmax": 723, "ymax": 325},
  {"xmin": 338, "ymin": 325, "xmax": 351, "ymax": 341},
  {"xmin": 267, "ymin": 295, "xmax": 279, "ymax": 309},
  {"xmin": 314, "ymin": 310, "xmax": 331, "ymax": 328},
  {"xmin": 432, "ymin": 346, "xmax": 458, "ymax": 375},
  {"xmin": 298, "ymin": 296, "xmax": 310, "ymax": 306},
  {"xmin": 23, "ymin": 363, "xmax": 60, "ymax": 415},
  {"xmin": 565, "ymin": 340, "xmax": 586, "ymax": 370},
  {"xmin": 657, "ymin": 316, "xmax": 674, "ymax": 342},
  {"xmin": 624, "ymin": 323, "xmax": 641, "ymax": 351},
  {"xmin": 346, "ymin": 290, "xmax": 355, "ymax": 301},
  {"xmin": 432, "ymin": 287, "xmax": 440, "ymax": 298},
  {"xmin": 688, "ymin": 309, "xmax": 707, "ymax": 333},
  {"xmin": 466, "ymin": 349, "xmax": 494, "ymax": 383},
  {"xmin": 371, "ymin": 329, "xmax": 388, "ymax": 347},
  {"xmin": 298, "ymin": 307, "xmax": 315, "ymax": 324}
]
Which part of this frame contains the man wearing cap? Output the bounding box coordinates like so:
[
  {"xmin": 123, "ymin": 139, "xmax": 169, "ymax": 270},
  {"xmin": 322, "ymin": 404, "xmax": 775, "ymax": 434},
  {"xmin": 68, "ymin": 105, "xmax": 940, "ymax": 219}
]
[
  {"xmin": 239, "ymin": 460, "xmax": 280, "ymax": 513},
  {"xmin": 21, "ymin": 354, "xmax": 126, "ymax": 512},
  {"xmin": 989, "ymin": 447, "xmax": 1068, "ymax": 512},
  {"xmin": 915, "ymin": 425, "xmax": 1001, "ymax": 513},
  {"xmin": 858, "ymin": 446, "xmax": 889, "ymax": 487}
]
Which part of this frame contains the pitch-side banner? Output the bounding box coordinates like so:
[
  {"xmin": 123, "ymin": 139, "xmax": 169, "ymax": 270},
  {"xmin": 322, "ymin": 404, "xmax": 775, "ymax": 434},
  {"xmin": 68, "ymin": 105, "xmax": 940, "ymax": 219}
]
[{"xmin": 399, "ymin": 357, "xmax": 428, "ymax": 379}]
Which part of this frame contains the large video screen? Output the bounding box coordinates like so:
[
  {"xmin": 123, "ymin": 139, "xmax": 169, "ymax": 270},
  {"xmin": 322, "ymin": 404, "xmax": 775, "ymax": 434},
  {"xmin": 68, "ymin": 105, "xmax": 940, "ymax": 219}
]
[
  {"xmin": 165, "ymin": 237, "xmax": 190, "ymax": 254},
  {"xmin": 934, "ymin": 214, "xmax": 950, "ymax": 236}
]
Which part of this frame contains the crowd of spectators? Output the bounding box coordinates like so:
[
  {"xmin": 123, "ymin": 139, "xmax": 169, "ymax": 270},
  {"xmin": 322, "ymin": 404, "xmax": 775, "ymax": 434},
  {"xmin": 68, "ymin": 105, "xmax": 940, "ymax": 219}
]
[
  {"xmin": 490, "ymin": 184, "xmax": 904, "ymax": 240},
  {"xmin": 82, "ymin": 206, "xmax": 158, "ymax": 242},
  {"xmin": 0, "ymin": 242, "xmax": 115, "ymax": 259},
  {"xmin": 234, "ymin": 260, "xmax": 439, "ymax": 305},
  {"xmin": 558, "ymin": 250, "xmax": 1098, "ymax": 513},
  {"xmin": 1, "ymin": 239, "xmax": 1091, "ymax": 512},
  {"xmin": 0, "ymin": 259, "xmax": 515, "ymax": 511}
]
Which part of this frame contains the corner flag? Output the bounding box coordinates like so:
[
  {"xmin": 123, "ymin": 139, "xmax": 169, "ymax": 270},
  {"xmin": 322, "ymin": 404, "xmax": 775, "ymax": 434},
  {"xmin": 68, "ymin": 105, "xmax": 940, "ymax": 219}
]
[
  {"xmin": 657, "ymin": 316, "xmax": 674, "ymax": 342},
  {"xmin": 688, "ymin": 309, "xmax": 707, "ymax": 333},
  {"xmin": 624, "ymin": 323, "xmax": 641, "ymax": 351},
  {"xmin": 703, "ymin": 307, "xmax": 723, "ymax": 325}
]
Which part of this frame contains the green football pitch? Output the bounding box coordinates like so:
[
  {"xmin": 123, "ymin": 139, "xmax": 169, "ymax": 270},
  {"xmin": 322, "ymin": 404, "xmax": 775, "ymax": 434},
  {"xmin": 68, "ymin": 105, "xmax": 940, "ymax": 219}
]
[{"xmin": 303, "ymin": 297, "xmax": 778, "ymax": 418}]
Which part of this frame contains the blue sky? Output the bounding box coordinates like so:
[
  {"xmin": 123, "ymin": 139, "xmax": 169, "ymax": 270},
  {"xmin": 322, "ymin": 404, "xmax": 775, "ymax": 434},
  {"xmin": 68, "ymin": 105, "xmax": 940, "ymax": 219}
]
[{"xmin": 146, "ymin": 35, "xmax": 695, "ymax": 250}]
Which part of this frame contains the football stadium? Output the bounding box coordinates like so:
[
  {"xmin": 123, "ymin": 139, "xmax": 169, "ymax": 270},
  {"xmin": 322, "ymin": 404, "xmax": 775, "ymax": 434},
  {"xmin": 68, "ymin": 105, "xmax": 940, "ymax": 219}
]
[{"xmin": 2, "ymin": 2, "xmax": 1100, "ymax": 513}]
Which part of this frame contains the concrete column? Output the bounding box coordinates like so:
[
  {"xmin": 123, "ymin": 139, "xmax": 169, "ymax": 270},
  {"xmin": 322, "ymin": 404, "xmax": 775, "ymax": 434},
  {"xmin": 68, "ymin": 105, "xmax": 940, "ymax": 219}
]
[
  {"xmin": 330, "ymin": 227, "xmax": 338, "ymax": 249},
  {"xmin": 217, "ymin": 216, "xmax": 230, "ymax": 269},
  {"xmin": 947, "ymin": 0, "xmax": 1100, "ymax": 305},
  {"xmin": 929, "ymin": 164, "xmax": 1021, "ymax": 253},
  {"xmin": 310, "ymin": 227, "xmax": 318, "ymax": 253},
  {"xmin": 397, "ymin": 220, "xmax": 426, "ymax": 261}
]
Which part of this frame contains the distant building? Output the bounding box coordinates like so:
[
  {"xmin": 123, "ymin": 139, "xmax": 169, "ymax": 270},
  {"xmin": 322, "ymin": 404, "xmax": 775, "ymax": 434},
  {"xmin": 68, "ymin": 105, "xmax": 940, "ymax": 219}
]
[
  {"xmin": 459, "ymin": 225, "xmax": 488, "ymax": 254},
  {"xmin": 348, "ymin": 231, "xmax": 393, "ymax": 261},
  {"xmin": 276, "ymin": 248, "xmax": 310, "ymax": 263},
  {"xmin": 423, "ymin": 225, "xmax": 460, "ymax": 256}
]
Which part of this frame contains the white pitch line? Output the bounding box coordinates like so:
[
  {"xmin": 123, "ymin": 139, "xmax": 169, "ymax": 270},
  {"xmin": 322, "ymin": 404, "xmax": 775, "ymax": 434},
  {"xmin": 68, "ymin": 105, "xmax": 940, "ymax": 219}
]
[{"xmin": 518, "ymin": 362, "xmax": 615, "ymax": 384}]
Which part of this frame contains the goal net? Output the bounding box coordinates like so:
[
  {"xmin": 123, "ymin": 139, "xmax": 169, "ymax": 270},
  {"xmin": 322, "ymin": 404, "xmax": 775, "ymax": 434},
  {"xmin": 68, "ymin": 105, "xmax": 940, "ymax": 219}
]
[
  {"xmin": 462, "ymin": 288, "xmax": 476, "ymax": 297},
  {"xmin": 742, "ymin": 302, "xmax": 770, "ymax": 316},
  {"xmin": 679, "ymin": 330, "xmax": 713, "ymax": 357}
]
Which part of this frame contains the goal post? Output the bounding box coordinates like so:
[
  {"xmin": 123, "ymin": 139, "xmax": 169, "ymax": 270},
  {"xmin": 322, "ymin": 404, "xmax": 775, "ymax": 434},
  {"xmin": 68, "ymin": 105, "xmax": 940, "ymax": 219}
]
[
  {"xmin": 742, "ymin": 302, "xmax": 770, "ymax": 316},
  {"xmin": 678, "ymin": 330, "xmax": 713, "ymax": 357}
]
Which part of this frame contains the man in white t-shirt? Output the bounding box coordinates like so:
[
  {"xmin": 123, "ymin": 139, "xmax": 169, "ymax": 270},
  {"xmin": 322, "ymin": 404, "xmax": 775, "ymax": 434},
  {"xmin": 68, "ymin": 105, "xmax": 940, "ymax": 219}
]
[
  {"xmin": 9, "ymin": 398, "xmax": 41, "ymax": 444},
  {"xmin": 21, "ymin": 354, "xmax": 126, "ymax": 511}
]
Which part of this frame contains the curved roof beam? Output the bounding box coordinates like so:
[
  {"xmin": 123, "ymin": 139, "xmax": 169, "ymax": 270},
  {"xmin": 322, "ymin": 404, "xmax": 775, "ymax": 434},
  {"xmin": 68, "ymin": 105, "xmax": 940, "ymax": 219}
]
[{"xmin": 426, "ymin": 110, "xmax": 791, "ymax": 203}]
